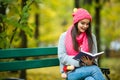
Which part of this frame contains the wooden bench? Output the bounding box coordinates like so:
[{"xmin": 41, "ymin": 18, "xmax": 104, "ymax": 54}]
[{"xmin": 0, "ymin": 47, "xmax": 110, "ymax": 80}]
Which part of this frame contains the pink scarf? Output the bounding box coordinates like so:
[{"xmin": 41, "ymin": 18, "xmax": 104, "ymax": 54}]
[{"xmin": 65, "ymin": 26, "xmax": 89, "ymax": 56}]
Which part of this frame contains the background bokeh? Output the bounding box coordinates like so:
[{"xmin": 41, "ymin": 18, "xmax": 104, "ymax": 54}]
[{"xmin": 0, "ymin": 0, "xmax": 120, "ymax": 80}]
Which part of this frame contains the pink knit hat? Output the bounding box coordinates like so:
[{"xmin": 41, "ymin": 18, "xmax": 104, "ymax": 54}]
[{"xmin": 72, "ymin": 8, "xmax": 92, "ymax": 24}]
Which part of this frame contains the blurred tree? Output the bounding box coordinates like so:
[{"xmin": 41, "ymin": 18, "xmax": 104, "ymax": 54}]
[
  {"xmin": 34, "ymin": 13, "xmax": 39, "ymax": 46},
  {"xmin": 95, "ymin": 0, "xmax": 101, "ymax": 52},
  {"xmin": 101, "ymin": 0, "xmax": 120, "ymax": 48},
  {"xmin": 74, "ymin": 0, "xmax": 80, "ymax": 8},
  {"xmin": 19, "ymin": 0, "xmax": 27, "ymax": 79},
  {"xmin": 0, "ymin": 0, "xmax": 120, "ymax": 79},
  {"xmin": 0, "ymin": 1, "xmax": 8, "ymax": 49},
  {"xmin": 19, "ymin": 0, "xmax": 35, "ymax": 79},
  {"xmin": 20, "ymin": 0, "xmax": 27, "ymax": 48},
  {"xmin": 0, "ymin": 0, "xmax": 35, "ymax": 48},
  {"xmin": 38, "ymin": 0, "xmax": 73, "ymax": 46},
  {"xmin": 34, "ymin": 1, "xmax": 40, "ymax": 46},
  {"xmin": 94, "ymin": 0, "xmax": 101, "ymax": 66},
  {"xmin": 83, "ymin": 0, "xmax": 92, "ymax": 4}
]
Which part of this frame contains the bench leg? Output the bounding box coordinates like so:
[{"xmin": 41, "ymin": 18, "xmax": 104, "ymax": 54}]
[
  {"xmin": 105, "ymin": 73, "xmax": 110, "ymax": 80},
  {"xmin": 101, "ymin": 68, "xmax": 110, "ymax": 80}
]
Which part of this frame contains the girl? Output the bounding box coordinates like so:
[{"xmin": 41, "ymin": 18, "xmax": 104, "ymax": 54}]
[{"xmin": 58, "ymin": 8, "xmax": 105, "ymax": 80}]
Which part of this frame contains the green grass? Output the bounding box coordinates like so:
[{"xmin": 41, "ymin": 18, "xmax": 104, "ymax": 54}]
[
  {"xmin": 101, "ymin": 58, "xmax": 120, "ymax": 80},
  {"xmin": 0, "ymin": 58, "xmax": 120, "ymax": 80},
  {"xmin": 27, "ymin": 66, "xmax": 62, "ymax": 80}
]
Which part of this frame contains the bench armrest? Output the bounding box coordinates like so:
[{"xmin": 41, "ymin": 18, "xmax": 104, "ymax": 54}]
[{"xmin": 100, "ymin": 68, "xmax": 110, "ymax": 80}]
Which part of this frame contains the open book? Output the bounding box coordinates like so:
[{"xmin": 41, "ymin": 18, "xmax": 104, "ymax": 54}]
[{"xmin": 73, "ymin": 51, "xmax": 104, "ymax": 61}]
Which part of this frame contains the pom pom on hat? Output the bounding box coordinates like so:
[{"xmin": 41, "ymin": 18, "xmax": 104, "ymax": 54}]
[
  {"xmin": 72, "ymin": 8, "xmax": 92, "ymax": 24},
  {"xmin": 73, "ymin": 8, "xmax": 78, "ymax": 13}
]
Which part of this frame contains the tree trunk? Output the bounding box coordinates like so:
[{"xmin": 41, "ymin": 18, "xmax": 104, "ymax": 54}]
[
  {"xmin": 74, "ymin": 0, "xmax": 92, "ymax": 8},
  {"xmin": 19, "ymin": 0, "xmax": 27, "ymax": 79},
  {"xmin": 83, "ymin": 0, "xmax": 92, "ymax": 4},
  {"xmin": 0, "ymin": 2, "xmax": 5, "ymax": 34},
  {"xmin": 34, "ymin": 13, "xmax": 39, "ymax": 46},
  {"xmin": 0, "ymin": 2, "xmax": 7, "ymax": 49},
  {"xmin": 74, "ymin": 0, "xmax": 80, "ymax": 8},
  {"xmin": 0, "ymin": 2, "xmax": 6, "ymax": 15},
  {"xmin": 95, "ymin": 0, "xmax": 101, "ymax": 66}
]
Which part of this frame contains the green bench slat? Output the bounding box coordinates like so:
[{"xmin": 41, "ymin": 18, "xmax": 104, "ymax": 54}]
[
  {"xmin": 0, "ymin": 58, "xmax": 59, "ymax": 72},
  {"xmin": 0, "ymin": 47, "xmax": 57, "ymax": 59}
]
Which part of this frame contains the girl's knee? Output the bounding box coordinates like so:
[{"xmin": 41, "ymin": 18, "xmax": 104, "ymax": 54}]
[
  {"xmin": 90, "ymin": 65, "xmax": 102, "ymax": 74},
  {"xmin": 85, "ymin": 76, "xmax": 95, "ymax": 80},
  {"xmin": 92, "ymin": 65, "xmax": 100, "ymax": 71}
]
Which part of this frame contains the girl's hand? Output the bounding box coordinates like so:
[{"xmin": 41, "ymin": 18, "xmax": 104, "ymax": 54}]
[
  {"xmin": 61, "ymin": 73, "xmax": 67, "ymax": 79},
  {"xmin": 67, "ymin": 65, "xmax": 75, "ymax": 70},
  {"xmin": 81, "ymin": 56, "xmax": 94, "ymax": 66}
]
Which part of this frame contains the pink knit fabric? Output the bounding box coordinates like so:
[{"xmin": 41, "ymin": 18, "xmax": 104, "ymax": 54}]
[
  {"xmin": 65, "ymin": 26, "xmax": 89, "ymax": 56},
  {"xmin": 72, "ymin": 8, "xmax": 92, "ymax": 24}
]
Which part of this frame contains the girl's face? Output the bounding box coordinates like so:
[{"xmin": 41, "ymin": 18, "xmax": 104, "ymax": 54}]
[{"xmin": 77, "ymin": 19, "xmax": 90, "ymax": 33}]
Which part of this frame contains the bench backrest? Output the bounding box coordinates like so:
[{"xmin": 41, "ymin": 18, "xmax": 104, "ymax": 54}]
[{"xmin": 0, "ymin": 47, "xmax": 59, "ymax": 72}]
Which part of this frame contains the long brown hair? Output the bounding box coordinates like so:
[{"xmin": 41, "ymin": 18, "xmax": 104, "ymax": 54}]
[{"xmin": 71, "ymin": 22, "xmax": 93, "ymax": 52}]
